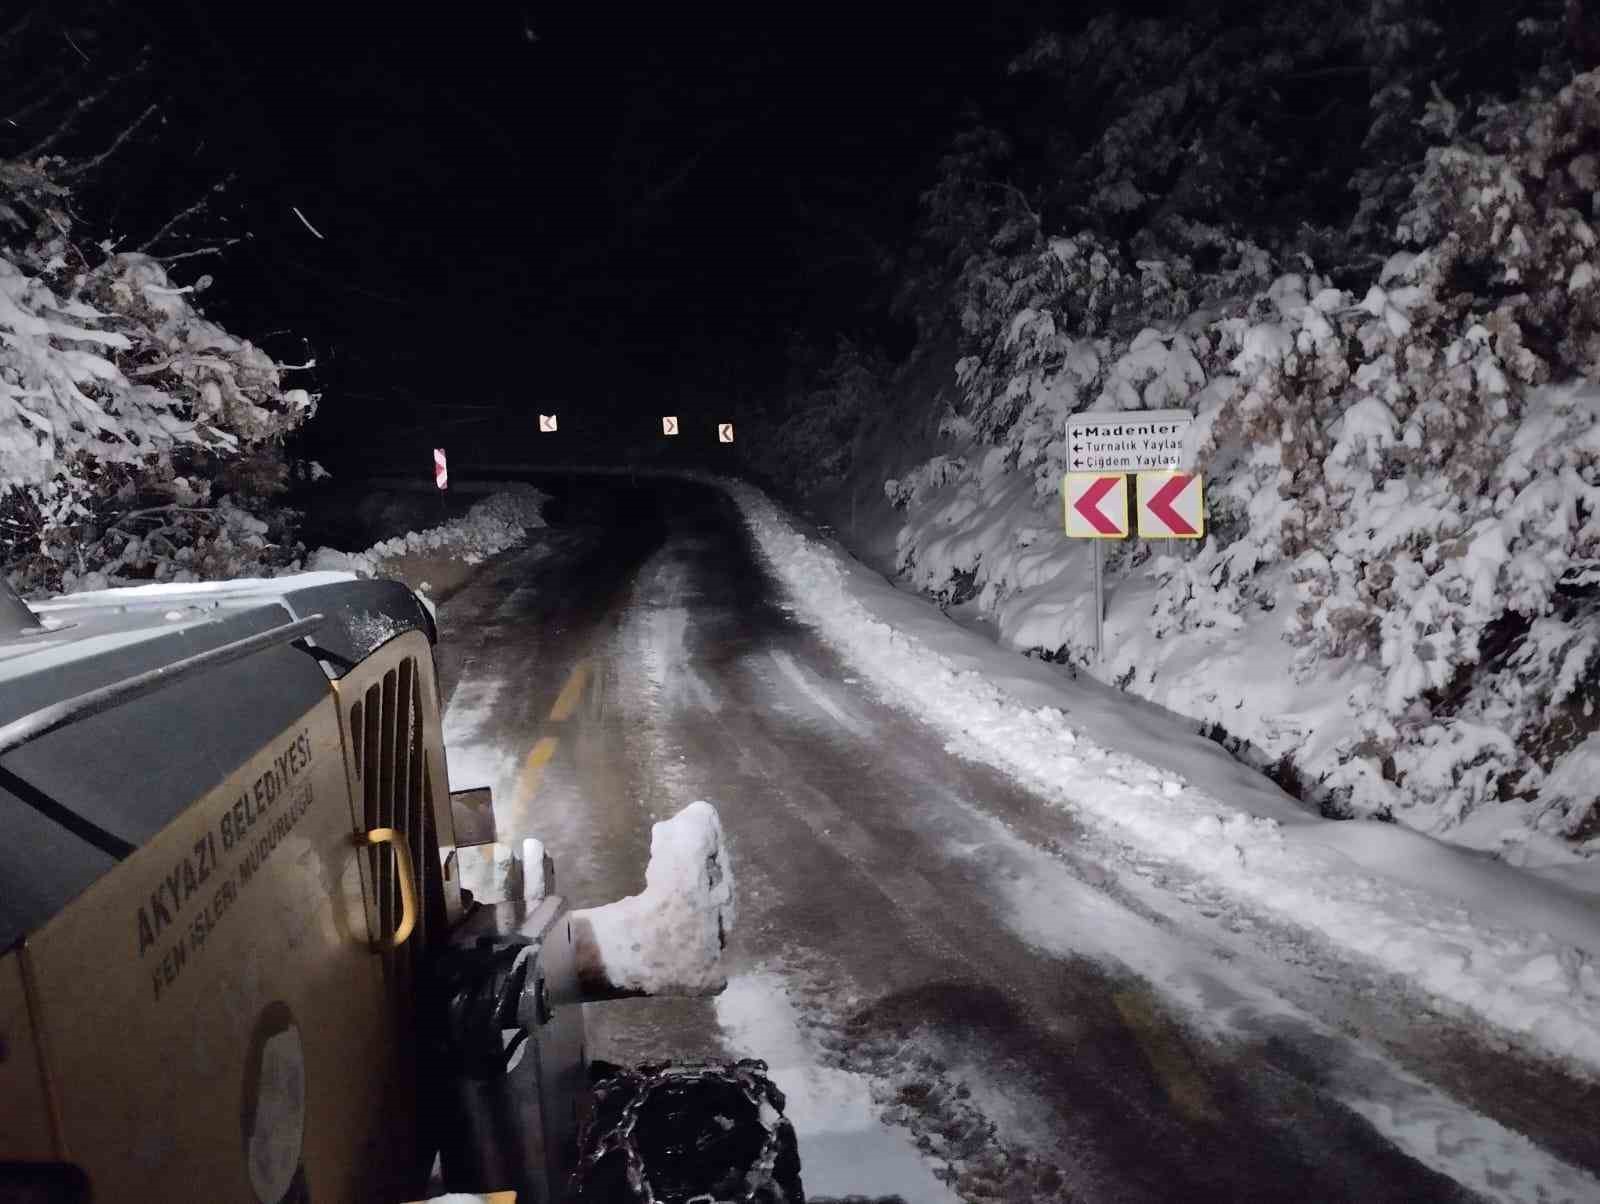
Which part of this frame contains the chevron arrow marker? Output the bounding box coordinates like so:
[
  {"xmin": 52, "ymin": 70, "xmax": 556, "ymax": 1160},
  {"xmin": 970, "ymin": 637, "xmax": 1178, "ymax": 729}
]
[
  {"xmin": 1136, "ymin": 472, "xmax": 1205, "ymax": 539},
  {"xmin": 1075, "ymin": 477, "xmax": 1121, "ymax": 534},
  {"xmin": 1063, "ymin": 473, "xmax": 1129, "ymax": 538}
]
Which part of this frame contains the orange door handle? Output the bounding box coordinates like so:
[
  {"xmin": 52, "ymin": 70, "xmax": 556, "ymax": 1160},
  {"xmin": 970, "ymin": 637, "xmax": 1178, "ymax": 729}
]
[{"xmin": 360, "ymin": 827, "xmax": 418, "ymax": 949}]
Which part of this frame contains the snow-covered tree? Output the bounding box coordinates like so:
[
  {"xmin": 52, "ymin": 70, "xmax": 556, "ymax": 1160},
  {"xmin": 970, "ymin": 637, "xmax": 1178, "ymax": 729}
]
[
  {"xmin": 1, "ymin": 13, "xmax": 316, "ymax": 594},
  {"xmin": 752, "ymin": 338, "xmax": 890, "ymax": 496},
  {"xmin": 834, "ymin": 3, "xmax": 1600, "ymax": 842}
]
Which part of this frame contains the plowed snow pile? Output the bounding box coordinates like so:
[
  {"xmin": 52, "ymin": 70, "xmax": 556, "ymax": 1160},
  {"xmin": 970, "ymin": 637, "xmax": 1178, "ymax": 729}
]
[
  {"xmin": 729, "ymin": 479, "xmax": 1600, "ymax": 1074},
  {"xmin": 306, "ymin": 484, "xmax": 548, "ymax": 578}
]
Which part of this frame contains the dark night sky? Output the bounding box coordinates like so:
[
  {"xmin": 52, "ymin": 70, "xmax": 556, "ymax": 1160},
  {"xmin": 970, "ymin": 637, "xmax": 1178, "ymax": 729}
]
[{"xmin": 95, "ymin": 2, "xmax": 1051, "ymax": 461}]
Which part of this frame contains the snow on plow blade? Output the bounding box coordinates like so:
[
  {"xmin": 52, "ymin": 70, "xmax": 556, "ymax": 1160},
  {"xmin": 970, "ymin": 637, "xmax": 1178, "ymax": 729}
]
[
  {"xmin": 427, "ymin": 801, "xmax": 739, "ymax": 1199},
  {"xmin": 571, "ymin": 800, "xmax": 734, "ymax": 999}
]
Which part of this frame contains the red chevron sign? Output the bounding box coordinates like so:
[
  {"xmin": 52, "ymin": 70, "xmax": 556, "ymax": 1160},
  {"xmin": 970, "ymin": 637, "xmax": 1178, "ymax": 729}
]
[
  {"xmin": 1063, "ymin": 473, "xmax": 1129, "ymax": 538},
  {"xmin": 1136, "ymin": 471, "xmax": 1205, "ymax": 538}
]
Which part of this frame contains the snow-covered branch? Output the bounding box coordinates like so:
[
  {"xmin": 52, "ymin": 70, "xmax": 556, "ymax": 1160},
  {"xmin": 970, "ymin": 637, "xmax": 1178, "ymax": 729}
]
[
  {"xmin": 18, "ymin": 62, "xmax": 147, "ymax": 159},
  {"xmin": 57, "ymin": 102, "xmax": 157, "ymax": 179},
  {"xmin": 154, "ymin": 239, "xmax": 242, "ymax": 263},
  {"xmin": 2, "ymin": 137, "xmax": 318, "ymax": 594},
  {"xmin": 136, "ymin": 176, "xmax": 231, "ymax": 252}
]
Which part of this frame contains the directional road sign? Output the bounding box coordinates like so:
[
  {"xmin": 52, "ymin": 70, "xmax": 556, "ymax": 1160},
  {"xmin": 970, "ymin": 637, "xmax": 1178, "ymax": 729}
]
[
  {"xmin": 1136, "ymin": 471, "xmax": 1205, "ymax": 538},
  {"xmin": 718, "ymin": 423, "xmax": 734, "ymax": 443},
  {"xmin": 1067, "ymin": 409, "xmax": 1194, "ymax": 473},
  {"xmin": 1063, "ymin": 472, "xmax": 1129, "ymax": 539},
  {"xmin": 662, "ymin": 416, "xmax": 679, "ymax": 436},
  {"xmin": 433, "ymin": 447, "xmax": 448, "ymax": 490},
  {"xmin": 539, "ymin": 414, "xmax": 558, "ymax": 433}
]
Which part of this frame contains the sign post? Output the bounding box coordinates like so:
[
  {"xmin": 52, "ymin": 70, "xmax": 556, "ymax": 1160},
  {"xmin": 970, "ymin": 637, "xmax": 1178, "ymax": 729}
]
[
  {"xmin": 1061, "ymin": 413, "xmax": 1204, "ymax": 665},
  {"xmin": 1092, "ymin": 540, "xmax": 1104, "ymax": 666},
  {"xmin": 1062, "ymin": 472, "xmax": 1129, "ymax": 662}
]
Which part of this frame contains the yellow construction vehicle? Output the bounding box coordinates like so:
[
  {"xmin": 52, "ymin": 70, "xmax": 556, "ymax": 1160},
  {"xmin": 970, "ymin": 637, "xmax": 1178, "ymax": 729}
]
[{"xmin": 0, "ymin": 574, "xmax": 796, "ymax": 1203}]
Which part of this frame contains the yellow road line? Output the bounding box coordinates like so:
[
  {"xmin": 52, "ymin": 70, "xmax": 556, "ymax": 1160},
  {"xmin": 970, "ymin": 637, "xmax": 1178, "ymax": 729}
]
[
  {"xmin": 510, "ymin": 660, "xmax": 589, "ymax": 809},
  {"xmin": 549, "ymin": 660, "xmax": 591, "ymax": 722},
  {"xmin": 516, "ymin": 735, "xmax": 560, "ymax": 804},
  {"xmin": 1112, "ymin": 990, "xmax": 1221, "ymax": 1124}
]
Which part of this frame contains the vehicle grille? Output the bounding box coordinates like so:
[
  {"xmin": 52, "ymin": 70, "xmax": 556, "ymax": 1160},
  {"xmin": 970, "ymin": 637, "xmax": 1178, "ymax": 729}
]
[{"xmin": 346, "ymin": 646, "xmax": 451, "ymax": 968}]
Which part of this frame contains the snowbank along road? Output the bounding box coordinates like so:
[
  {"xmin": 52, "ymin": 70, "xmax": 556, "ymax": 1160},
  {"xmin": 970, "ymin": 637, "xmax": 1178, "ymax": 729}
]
[{"xmin": 433, "ymin": 474, "xmax": 1600, "ymax": 1204}]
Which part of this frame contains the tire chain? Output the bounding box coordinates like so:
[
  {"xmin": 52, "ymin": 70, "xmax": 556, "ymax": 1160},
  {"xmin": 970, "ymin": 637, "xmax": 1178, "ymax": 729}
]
[{"xmin": 570, "ymin": 1058, "xmax": 803, "ymax": 1203}]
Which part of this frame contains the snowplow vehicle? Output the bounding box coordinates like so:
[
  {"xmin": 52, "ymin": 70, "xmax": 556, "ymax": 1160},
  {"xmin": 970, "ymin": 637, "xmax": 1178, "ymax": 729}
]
[{"xmin": 0, "ymin": 574, "xmax": 794, "ymax": 1203}]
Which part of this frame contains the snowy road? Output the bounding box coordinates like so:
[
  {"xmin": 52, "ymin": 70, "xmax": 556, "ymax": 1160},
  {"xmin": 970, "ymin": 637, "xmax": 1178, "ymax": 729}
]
[{"xmin": 434, "ymin": 477, "xmax": 1600, "ymax": 1204}]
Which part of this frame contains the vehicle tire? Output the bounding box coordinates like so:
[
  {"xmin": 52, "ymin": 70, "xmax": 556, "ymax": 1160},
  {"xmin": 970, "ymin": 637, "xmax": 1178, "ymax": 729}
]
[{"xmin": 571, "ymin": 1058, "xmax": 803, "ymax": 1203}]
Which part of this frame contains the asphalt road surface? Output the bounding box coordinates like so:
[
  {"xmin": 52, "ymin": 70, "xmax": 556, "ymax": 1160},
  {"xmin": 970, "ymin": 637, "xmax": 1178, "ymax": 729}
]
[{"xmin": 433, "ymin": 475, "xmax": 1600, "ymax": 1204}]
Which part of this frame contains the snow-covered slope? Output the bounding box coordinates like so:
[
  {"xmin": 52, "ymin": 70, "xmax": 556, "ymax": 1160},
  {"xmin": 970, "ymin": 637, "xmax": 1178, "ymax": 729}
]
[
  {"xmin": 889, "ymin": 381, "xmax": 1600, "ymax": 868},
  {"xmin": 873, "ymin": 55, "xmax": 1600, "ymax": 860}
]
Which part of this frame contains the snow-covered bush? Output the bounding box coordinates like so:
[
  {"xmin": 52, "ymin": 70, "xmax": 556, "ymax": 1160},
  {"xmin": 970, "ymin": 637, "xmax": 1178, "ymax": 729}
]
[
  {"xmin": 1, "ymin": 152, "xmax": 314, "ymax": 593},
  {"xmin": 884, "ymin": 455, "xmax": 967, "ymax": 510}
]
